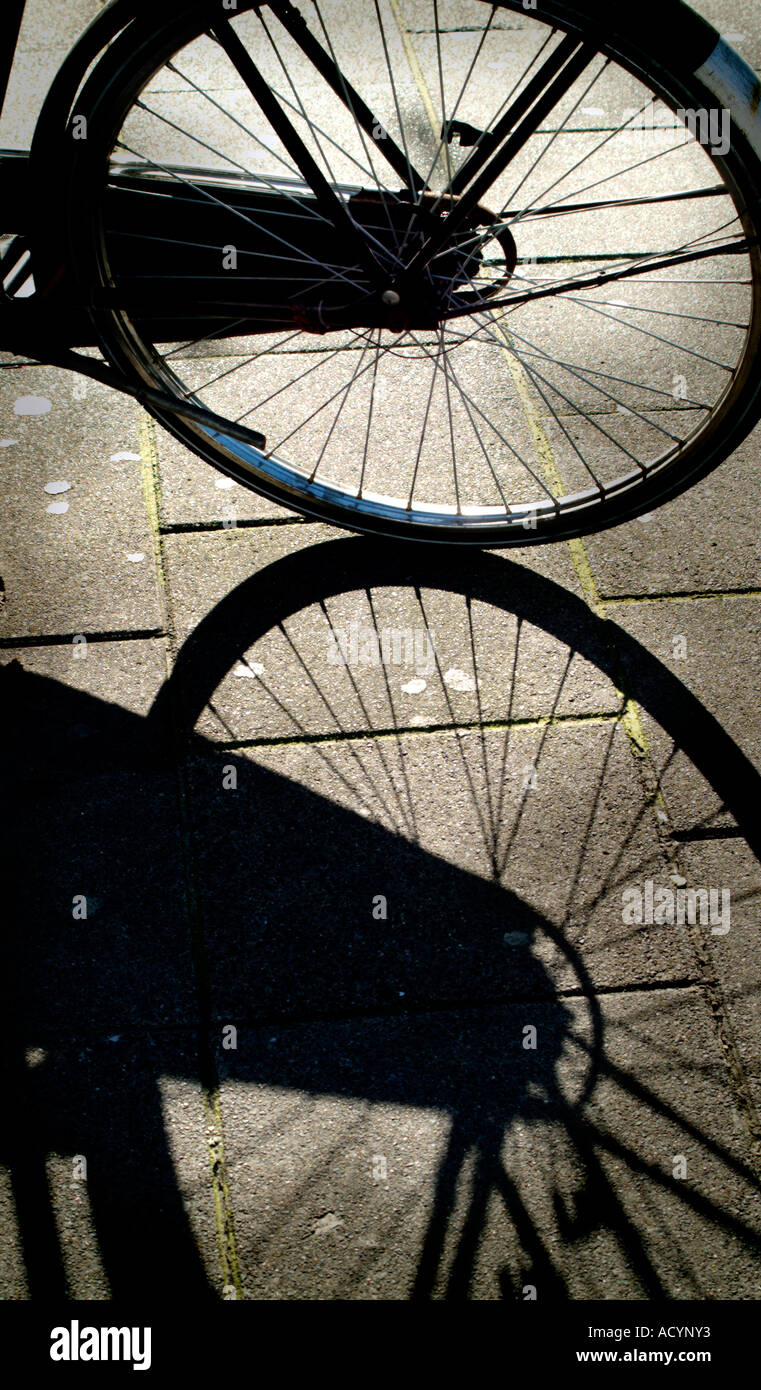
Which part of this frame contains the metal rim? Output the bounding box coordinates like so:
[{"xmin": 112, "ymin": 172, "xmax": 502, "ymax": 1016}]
[{"xmin": 67, "ymin": 0, "xmax": 761, "ymax": 543}]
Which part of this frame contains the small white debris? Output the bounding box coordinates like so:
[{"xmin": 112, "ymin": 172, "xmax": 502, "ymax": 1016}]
[
  {"xmin": 640, "ymin": 513, "xmax": 653, "ymax": 523},
  {"xmin": 14, "ymin": 395, "xmax": 52, "ymax": 415},
  {"xmin": 126, "ymin": 551, "xmax": 145, "ymax": 562},
  {"xmin": 215, "ymin": 477, "xmax": 236, "ymax": 489},
  {"xmin": 582, "ymin": 107, "xmax": 606, "ymax": 116},
  {"xmin": 44, "ymin": 480, "xmax": 71, "ymax": 494},
  {"xmin": 46, "ymin": 501, "xmax": 69, "ymax": 515},
  {"xmin": 110, "ymin": 451, "xmax": 141, "ymax": 461},
  {"xmin": 0, "ymin": 438, "xmax": 19, "ymax": 447},
  {"xmin": 724, "ymin": 32, "xmax": 745, "ymax": 43},
  {"xmin": 233, "ymin": 661, "xmax": 264, "ymax": 678},
  {"xmin": 401, "ymin": 678, "xmax": 427, "ymax": 695},
  {"xmin": 444, "ymin": 667, "xmax": 476, "ymax": 693},
  {"xmin": 671, "ymin": 874, "xmax": 687, "ymax": 887},
  {"xmin": 409, "ymin": 714, "xmax": 428, "ymax": 727},
  {"xmin": 313, "ymin": 1213, "xmax": 343, "ymax": 1237}
]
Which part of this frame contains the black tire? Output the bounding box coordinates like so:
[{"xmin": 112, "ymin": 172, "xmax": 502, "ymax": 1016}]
[{"xmin": 64, "ymin": 0, "xmax": 761, "ymax": 544}]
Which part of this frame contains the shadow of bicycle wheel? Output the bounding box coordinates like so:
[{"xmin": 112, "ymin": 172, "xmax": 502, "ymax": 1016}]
[{"xmin": 3, "ymin": 537, "xmax": 759, "ymax": 1299}]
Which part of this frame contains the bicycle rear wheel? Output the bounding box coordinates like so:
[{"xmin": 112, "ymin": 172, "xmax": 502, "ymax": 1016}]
[{"xmin": 65, "ymin": 0, "xmax": 761, "ymax": 543}]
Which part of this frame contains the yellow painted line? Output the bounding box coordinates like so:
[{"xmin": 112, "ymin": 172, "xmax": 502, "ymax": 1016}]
[
  {"xmin": 490, "ymin": 317, "xmax": 604, "ymax": 603},
  {"xmin": 387, "ymin": 4, "xmax": 591, "ymax": 591},
  {"xmin": 138, "ymin": 409, "xmax": 166, "ymax": 592},
  {"xmin": 387, "ymin": 2, "xmax": 654, "ymax": 768},
  {"xmin": 387, "ymin": 0, "xmax": 440, "ymax": 139}
]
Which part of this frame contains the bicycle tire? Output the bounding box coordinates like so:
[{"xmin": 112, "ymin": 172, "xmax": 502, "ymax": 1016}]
[{"xmin": 63, "ymin": 0, "xmax": 761, "ymax": 544}]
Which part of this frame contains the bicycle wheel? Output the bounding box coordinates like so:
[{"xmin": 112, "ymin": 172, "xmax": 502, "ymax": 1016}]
[{"xmin": 64, "ymin": 0, "xmax": 761, "ymax": 544}]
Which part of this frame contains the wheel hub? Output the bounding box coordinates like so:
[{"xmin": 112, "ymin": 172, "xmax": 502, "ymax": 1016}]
[{"xmin": 313, "ymin": 187, "xmax": 518, "ymax": 333}]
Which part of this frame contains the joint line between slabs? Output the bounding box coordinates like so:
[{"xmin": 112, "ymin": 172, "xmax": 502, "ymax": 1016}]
[
  {"xmin": 604, "ymin": 586, "xmax": 761, "ymax": 605},
  {"xmin": 138, "ymin": 408, "xmax": 244, "ymax": 1298},
  {"xmin": 0, "ymin": 628, "xmax": 166, "ymax": 648},
  {"xmin": 195, "ymin": 708, "xmax": 623, "ymax": 754}
]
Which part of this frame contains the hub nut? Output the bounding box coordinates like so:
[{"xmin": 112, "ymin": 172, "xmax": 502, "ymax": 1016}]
[{"xmin": 382, "ymin": 289, "xmax": 401, "ymax": 306}]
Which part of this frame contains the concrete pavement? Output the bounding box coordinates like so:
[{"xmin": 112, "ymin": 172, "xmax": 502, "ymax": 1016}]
[{"xmin": 1, "ymin": 0, "xmax": 760, "ymax": 1300}]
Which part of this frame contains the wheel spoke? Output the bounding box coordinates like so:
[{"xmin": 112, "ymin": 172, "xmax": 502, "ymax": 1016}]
[
  {"xmin": 166, "ymin": 58, "xmax": 384, "ymax": 194},
  {"xmin": 415, "ymin": 3, "xmax": 500, "ymax": 200},
  {"xmin": 401, "ymin": 326, "xmax": 561, "ymax": 504},
  {"xmin": 84, "ymin": 0, "xmax": 759, "ymax": 540},
  {"xmin": 272, "ymin": 0, "xmax": 425, "ymax": 192},
  {"xmin": 449, "ymin": 33, "xmax": 588, "ymax": 197},
  {"xmin": 505, "ymin": 184, "xmax": 729, "ymax": 221},
  {"xmin": 111, "ymin": 140, "xmax": 370, "ymax": 297},
  {"xmin": 211, "ymin": 12, "xmax": 384, "ymax": 281},
  {"xmin": 399, "ymin": 35, "xmax": 598, "ymax": 285},
  {"xmin": 439, "ymin": 237, "xmax": 754, "ymax": 321},
  {"xmin": 504, "ymin": 323, "xmax": 686, "ymax": 445},
  {"xmin": 359, "ymin": 328, "xmax": 382, "ymax": 496}
]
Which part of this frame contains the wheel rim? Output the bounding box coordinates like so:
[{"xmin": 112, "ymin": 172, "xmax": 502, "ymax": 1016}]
[{"xmin": 73, "ymin": 0, "xmax": 761, "ymax": 540}]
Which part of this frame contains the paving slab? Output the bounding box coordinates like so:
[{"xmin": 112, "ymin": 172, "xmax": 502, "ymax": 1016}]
[
  {"xmin": 697, "ymin": 1, "xmax": 761, "ymax": 73},
  {"xmin": 186, "ymin": 722, "xmax": 692, "ymax": 1024},
  {"xmin": 582, "ymin": 425, "xmax": 761, "ymax": 597},
  {"xmin": 533, "ymin": 404, "xmax": 716, "ymax": 500},
  {"xmin": 0, "ymin": 367, "xmax": 163, "ymax": 638},
  {"xmin": 3, "ymin": 0, "xmax": 760, "ymax": 1309},
  {"xmin": 162, "ymin": 526, "xmax": 592, "ymax": 742},
  {"xmin": 0, "ymin": 638, "xmax": 169, "ymax": 775},
  {"xmin": 0, "ymin": 1, "xmax": 101, "ymax": 149},
  {"xmin": 0, "ymin": 1166, "xmax": 28, "ymax": 1299},
  {"xmin": 11, "ymin": 0, "xmax": 101, "ymax": 52},
  {"xmin": 5, "ymin": 762, "xmax": 197, "ymax": 1030},
  {"xmin": 142, "ymin": 284, "xmax": 743, "ymax": 526},
  {"xmin": 158, "ymin": 340, "xmax": 550, "ymax": 512},
  {"xmin": 676, "ymin": 836, "xmax": 761, "ymax": 1113},
  {"xmin": 129, "ymin": 288, "xmax": 737, "ymax": 529},
  {"xmin": 608, "ymin": 594, "xmax": 761, "ymax": 833},
  {"xmin": 3, "ymin": 650, "xmax": 195, "ymax": 1028},
  {"xmin": 0, "ymin": 1033, "xmax": 219, "ymax": 1300},
  {"xmin": 151, "ymin": 416, "xmax": 294, "ymax": 528},
  {"xmin": 217, "ymin": 987, "xmax": 761, "ymax": 1299}
]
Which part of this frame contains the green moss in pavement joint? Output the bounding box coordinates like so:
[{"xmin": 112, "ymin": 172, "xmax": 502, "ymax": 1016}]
[
  {"xmin": 195, "ymin": 709, "xmax": 622, "ymax": 755},
  {"xmin": 138, "ymin": 411, "xmax": 166, "ymax": 590},
  {"xmin": 203, "ymin": 1090, "xmax": 243, "ymax": 1299},
  {"xmin": 620, "ymin": 697, "xmax": 650, "ymax": 758}
]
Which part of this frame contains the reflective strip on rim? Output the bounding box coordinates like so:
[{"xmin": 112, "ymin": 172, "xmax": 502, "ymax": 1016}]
[{"xmin": 694, "ymin": 38, "xmax": 761, "ymax": 157}]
